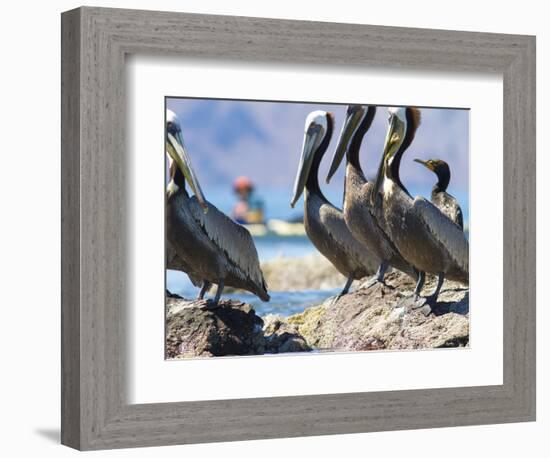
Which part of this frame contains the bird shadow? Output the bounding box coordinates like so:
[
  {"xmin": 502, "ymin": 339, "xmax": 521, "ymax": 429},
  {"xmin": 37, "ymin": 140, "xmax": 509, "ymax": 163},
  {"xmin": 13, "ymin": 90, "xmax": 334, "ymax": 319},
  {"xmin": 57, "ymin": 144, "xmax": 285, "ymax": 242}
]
[
  {"xmin": 35, "ymin": 428, "xmax": 60, "ymax": 443},
  {"xmin": 431, "ymin": 291, "xmax": 470, "ymax": 316}
]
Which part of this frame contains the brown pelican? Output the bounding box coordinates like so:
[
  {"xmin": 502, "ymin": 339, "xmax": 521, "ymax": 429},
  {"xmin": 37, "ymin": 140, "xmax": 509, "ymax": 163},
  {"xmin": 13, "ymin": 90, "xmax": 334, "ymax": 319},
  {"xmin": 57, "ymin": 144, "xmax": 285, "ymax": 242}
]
[
  {"xmin": 290, "ymin": 110, "xmax": 379, "ymax": 301},
  {"xmin": 166, "ymin": 109, "xmax": 269, "ymax": 305},
  {"xmin": 372, "ymin": 107, "xmax": 469, "ymax": 310},
  {"xmin": 413, "ymin": 158, "xmax": 464, "ymax": 229},
  {"xmin": 326, "ymin": 105, "xmax": 418, "ymax": 288},
  {"xmin": 166, "ymin": 240, "xmax": 204, "ymax": 293}
]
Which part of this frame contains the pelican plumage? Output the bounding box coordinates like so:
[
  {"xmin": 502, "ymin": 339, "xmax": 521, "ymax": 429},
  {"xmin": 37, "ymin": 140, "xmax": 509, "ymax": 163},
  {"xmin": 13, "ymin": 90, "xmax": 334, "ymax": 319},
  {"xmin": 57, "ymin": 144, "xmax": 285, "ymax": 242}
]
[
  {"xmin": 165, "ymin": 109, "xmax": 269, "ymax": 305},
  {"xmin": 372, "ymin": 107, "xmax": 469, "ymax": 308},
  {"xmin": 413, "ymin": 158, "xmax": 464, "ymax": 229},
  {"xmin": 290, "ymin": 110, "xmax": 379, "ymax": 301},
  {"xmin": 326, "ymin": 105, "xmax": 418, "ymax": 287}
]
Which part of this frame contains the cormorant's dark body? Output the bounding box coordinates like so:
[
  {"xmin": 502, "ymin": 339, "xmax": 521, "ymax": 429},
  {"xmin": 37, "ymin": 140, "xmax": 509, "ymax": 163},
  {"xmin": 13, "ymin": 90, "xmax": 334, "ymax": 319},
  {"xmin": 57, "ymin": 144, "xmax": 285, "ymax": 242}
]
[{"xmin": 420, "ymin": 160, "xmax": 464, "ymax": 229}]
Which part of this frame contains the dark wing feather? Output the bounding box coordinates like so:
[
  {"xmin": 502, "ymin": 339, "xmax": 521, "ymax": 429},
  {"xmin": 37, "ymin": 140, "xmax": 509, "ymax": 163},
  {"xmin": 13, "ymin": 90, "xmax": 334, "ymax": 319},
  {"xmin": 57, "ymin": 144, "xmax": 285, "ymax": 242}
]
[
  {"xmin": 188, "ymin": 197, "xmax": 266, "ymax": 287},
  {"xmin": 454, "ymin": 204, "xmax": 464, "ymax": 230},
  {"xmin": 432, "ymin": 192, "xmax": 464, "ymax": 230},
  {"xmin": 413, "ymin": 197, "xmax": 469, "ymax": 274},
  {"xmin": 165, "ymin": 239, "xmax": 202, "ymax": 287},
  {"xmin": 319, "ymin": 202, "xmax": 380, "ymax": 273}
]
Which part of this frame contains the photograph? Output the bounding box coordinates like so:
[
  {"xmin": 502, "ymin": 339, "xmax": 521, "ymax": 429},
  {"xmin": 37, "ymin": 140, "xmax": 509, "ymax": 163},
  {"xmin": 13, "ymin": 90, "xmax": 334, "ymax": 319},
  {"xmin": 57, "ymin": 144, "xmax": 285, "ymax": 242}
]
[{"xmin": 164, "ymin": 98, "xmax": 470, "ymax": 359}]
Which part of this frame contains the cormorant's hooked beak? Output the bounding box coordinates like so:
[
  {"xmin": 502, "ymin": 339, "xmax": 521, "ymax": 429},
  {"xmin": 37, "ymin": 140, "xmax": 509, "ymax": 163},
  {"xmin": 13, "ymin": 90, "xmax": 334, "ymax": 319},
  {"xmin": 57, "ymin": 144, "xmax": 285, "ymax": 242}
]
[
  {"xmin": 413, "ymin": 158, "xmax": 434, "ymax": 171},
  {"xmin": 372, "ymin": 113, "xmax": 406, "ymax": 203},
  {"xmin": 166, "ymin": 131, "xmax": 208, "ymax": 212},
  {"xmin": 326, "ymin": 105, "xmax": 364, "ymax": 184},
  {"xmin": 290, "ymin": 123, "xmax": 323, "ymax": 208}
]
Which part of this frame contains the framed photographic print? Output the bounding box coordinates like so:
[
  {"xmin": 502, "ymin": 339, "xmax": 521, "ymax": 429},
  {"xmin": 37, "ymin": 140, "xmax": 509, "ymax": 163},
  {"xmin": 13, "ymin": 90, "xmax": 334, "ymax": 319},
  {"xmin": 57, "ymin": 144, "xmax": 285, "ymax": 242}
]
[{"xmin": 61, "ymin": 6, "xmax": 536, "ymax": 450}]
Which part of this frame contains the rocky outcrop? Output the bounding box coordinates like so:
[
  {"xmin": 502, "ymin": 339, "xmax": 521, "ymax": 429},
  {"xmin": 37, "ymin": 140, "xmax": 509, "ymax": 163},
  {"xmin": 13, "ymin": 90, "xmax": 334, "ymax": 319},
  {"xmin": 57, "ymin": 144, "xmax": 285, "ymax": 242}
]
[
  {"xmin": 285, "ymin": 271, "xmax": 469, "ymax": 351},
  {"xmin": 165, "ymin": 271, "xmax": 469, "ymax": 359},
  {"xmin": 166, "ymin": 299, "xmax": 265, "ymax": 358},
  {"xmin": 166, "ymin": 299, "xmax": 310, "ymax": 359},
  {"xmin": 262, "ymin": 314, "xmax": 311, "ymax": 354}
]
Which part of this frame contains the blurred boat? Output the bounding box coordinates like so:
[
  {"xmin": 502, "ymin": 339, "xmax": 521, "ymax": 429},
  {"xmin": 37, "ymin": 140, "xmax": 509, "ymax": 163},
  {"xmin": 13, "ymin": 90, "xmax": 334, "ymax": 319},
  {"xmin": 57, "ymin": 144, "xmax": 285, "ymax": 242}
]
[{"xmin": 241, "ymin": 219, "xmax": 306, "ymax": 237}]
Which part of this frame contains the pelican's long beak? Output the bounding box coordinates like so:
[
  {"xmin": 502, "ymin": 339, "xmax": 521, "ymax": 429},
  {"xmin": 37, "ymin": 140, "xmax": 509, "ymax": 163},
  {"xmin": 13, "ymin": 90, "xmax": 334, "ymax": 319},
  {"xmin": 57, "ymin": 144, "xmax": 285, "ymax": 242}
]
[
  {"xmin": 326, "ymin": 106, "xmax": 364, "ymax": 184},
  {"xmin": 414, "ymin": 158, "xmax": 434, "ymax": 171},
  {"xmin": 372, "ymin": 114, "xmax": 405, "ymax": 203},
  {"xmin": 166, "ymin": 131, "xmax": 208, "ymax": 212},
  {"xmin": 290, "ymin": 123, "xmax": 323, "ymax": 208}
]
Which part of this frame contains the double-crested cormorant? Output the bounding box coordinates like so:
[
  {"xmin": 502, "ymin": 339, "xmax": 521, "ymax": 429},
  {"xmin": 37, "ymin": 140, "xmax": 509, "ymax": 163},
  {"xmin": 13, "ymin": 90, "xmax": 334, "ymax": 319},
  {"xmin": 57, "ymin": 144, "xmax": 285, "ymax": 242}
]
[
  {"xmin": 413, "ymin": 158, "xmax": 464, "ymax": 229},
  {"xmin": 372, "ymin": 107, "xmax": 469, "ymax": 310},
  {"xmin": 290, "ymin": 110, "xmax": 379, "ymax": 302},
  {"xmin": 326, "ymin": 105, "xmax": 418, "ymax": 288},
  {"xmin": 166, "ymin": 109, "xmax": 269, "ymax": 306}
]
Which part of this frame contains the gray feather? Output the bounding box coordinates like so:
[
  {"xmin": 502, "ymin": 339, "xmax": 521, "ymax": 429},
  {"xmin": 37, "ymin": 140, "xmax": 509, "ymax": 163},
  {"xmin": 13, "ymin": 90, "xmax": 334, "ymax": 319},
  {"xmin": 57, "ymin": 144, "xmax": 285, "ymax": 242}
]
[
  {"xmin": 305, "ymin": 192, "xmax": 379, "ymax": 278},
  {"xmin": 412, "ymin": 197, "xmax": 469, "ymax": 276},
  {"xmin": 188, "ymin": 196, "xmax": 266, "ymax": 289},
  {"xmin": 431, "ymin": 191, "xmax": 464, "ymax": 229},
  {"xmin": 166, "ymin": 239, "xmax": 202, "ymax": 287}
]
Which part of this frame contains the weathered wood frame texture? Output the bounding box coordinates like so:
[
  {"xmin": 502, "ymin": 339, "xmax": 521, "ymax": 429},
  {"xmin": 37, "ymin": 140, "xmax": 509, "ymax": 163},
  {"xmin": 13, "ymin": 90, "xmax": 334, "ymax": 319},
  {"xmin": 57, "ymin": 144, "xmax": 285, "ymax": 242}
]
[{"xmin": 61, "ymin": 6, "xmax": 536, "ymax": 450}]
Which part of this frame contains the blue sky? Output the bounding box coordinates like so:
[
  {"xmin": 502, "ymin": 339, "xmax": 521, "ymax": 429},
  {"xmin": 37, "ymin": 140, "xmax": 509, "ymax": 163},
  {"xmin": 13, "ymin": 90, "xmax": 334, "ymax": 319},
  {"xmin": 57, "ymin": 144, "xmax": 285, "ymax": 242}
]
[{"xmin": 166, "ymin": 98, "xmax": 469, "ymax": 222}]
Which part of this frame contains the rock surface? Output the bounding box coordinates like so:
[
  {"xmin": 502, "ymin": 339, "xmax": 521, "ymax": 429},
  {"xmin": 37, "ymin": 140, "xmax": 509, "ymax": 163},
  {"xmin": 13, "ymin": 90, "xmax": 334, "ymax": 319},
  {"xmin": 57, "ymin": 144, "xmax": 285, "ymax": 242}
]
[
  {"xmin": 285, "ymin": 271, "xmax": 469, "ymax": 351},
  {"xmin": 165, "ymin": 271, "xmax": 469, "ymax": 359},
  {"xmin": 262, "ymin": 314, "xmax": 311, "ymax": 354},
  {"xmin": 166, "ymin": 299, "xmax": 265, "ymax": 358},
  {"xmin": 166, "ymin": 299, "xmax": 310, "ymax": 359}
]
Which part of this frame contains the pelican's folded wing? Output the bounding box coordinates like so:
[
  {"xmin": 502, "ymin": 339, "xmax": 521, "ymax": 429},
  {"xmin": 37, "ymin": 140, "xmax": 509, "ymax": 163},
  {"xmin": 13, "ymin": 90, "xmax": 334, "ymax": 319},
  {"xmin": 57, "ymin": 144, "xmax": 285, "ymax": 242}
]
[
  {"xmin": 188, "ymin": 197, "xmax": 266, "ymax": 287},
  {"xmin": 413, "ymin": 197, "xmax": 469, "ymax": 275},
  {"xmin": 319, "ymin": 202, "xmax": 380, "ymax": 273},
  {"xmin": 165, "ymin": 239, "xmax": 202, "ymax": 287}
]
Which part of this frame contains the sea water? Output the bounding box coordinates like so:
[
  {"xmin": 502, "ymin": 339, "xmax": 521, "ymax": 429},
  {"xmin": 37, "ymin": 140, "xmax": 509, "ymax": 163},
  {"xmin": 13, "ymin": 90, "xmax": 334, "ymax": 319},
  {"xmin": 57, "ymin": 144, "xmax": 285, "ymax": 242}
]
[{"xmin": 166, "ymin": 234, "xmax": 340, "ymax": 317}]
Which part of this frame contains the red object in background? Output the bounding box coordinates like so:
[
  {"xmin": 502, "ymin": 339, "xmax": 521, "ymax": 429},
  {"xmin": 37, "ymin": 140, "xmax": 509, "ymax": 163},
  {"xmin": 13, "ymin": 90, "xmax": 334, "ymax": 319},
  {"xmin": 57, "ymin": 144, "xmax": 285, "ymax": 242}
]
[{"xmin": 233, "ymin": 175, "xmax": 254, "ymax": 192}]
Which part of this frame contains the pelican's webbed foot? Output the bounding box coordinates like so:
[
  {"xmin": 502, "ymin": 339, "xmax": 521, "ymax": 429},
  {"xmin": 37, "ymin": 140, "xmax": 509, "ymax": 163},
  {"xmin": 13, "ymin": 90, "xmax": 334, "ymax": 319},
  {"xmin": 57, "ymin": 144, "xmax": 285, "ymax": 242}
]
[
  {"xmin": 359, "ymin": 277, "xmax": 380, "ymax": 290},
  {"xmin": 199, "ymin": 299, "xmax": 222, "ymax": 311},
  {"xmin": 359, "ymin": 261, "xmax": 389, "ymax": 290},
  {"xmin": 395, "ymin": 295, "xmax": 432, "ymax": 316}
]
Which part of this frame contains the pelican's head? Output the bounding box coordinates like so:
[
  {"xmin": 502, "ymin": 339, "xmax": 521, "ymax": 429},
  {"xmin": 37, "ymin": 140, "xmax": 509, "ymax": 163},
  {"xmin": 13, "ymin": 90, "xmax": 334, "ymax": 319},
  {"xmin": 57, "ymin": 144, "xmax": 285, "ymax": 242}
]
[
  {"xmin": 372, "ymin": 107, "xmax": 421, "ymax": 200},
  {"xmin": 290, "ymin": 110, "xmax": 332, "ymax": 208},
  {"xmin": 165, "ymin": 109, "xmax": 208, "ymax": 212},
  {"xmin": 382, "ymin": 107, "xmax": 409, "ymax": 164},
  {"xmin": 326, "ymin": 105, "xmax": 376, "ymax": 183}
]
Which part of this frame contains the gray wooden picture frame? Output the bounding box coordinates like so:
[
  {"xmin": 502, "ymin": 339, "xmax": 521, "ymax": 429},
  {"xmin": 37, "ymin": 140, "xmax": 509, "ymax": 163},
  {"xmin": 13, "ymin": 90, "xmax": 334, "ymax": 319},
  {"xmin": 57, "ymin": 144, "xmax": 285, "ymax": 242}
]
[{"xmin": 61, "ymin": 6, "xmax": 536, "ymax": 451}]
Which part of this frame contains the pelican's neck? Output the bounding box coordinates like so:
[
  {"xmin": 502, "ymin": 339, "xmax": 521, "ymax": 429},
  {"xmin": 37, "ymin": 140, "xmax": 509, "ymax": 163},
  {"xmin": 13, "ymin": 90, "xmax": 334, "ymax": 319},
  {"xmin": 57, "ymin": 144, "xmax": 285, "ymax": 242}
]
[
  {"xmin": 386, "ymin": 110, "xmax": 417, "ymax": 196},
  {"xmin": 305, "ymin": 146, "xmax": 325, "ymax": 201},
  {"xmin": 305, "ymin": 116, "xmax": 333, "ymax": 201},
  {"xmin": 169, "ymin": 160, "xmax": 186, "ymax": 193},
  {"xmin": 386, "ymin": 153, "xmax": 406, "ymax": 191},
  {"xmin": 345, "ymin": 133, "xmax": 367, "ymax": 199},
  {"xmin": 347, "ymin": 134, "xmax": 363, "ymax": 171}
]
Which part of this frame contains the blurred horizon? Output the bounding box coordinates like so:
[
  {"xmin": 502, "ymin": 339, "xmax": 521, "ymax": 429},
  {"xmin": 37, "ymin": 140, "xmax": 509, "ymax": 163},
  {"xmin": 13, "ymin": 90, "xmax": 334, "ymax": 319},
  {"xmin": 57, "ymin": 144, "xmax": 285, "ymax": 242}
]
[{"xmin": 166, "ymin": 97, "xmax": 470, "ymax": 223}]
